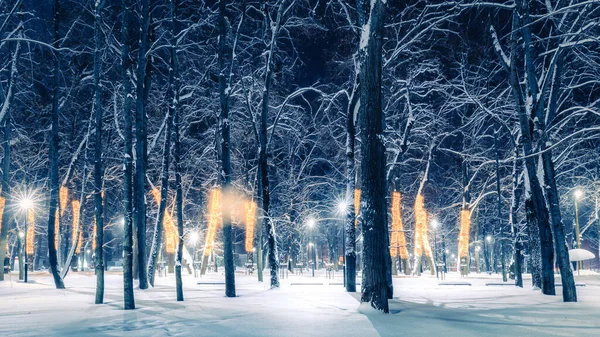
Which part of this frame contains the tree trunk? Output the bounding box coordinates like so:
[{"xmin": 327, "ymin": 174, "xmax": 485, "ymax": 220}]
[
  {"xmin": 0, "ymin": 116, "xmax": 13, "ymax": 282},
  {"xmin": 92, "ymin": 0, "xmax": 105, "ymax": 304},
  {"xmin": 345, "ymin": 68, "xmax": 359, "ymax": 293},
  {"xmin": 47, "ymin": 0, "xmax": 65, "ymax": 289},
  {"xmin": 258, "ymin": 1, "xmax": 287, "ymax": 289},
  {"xmin": 219, "ymin": 0, "xmax": 236, "ymax": 298},
  {"xmin": 147, "ymin": 92, "xmax": 173, "ymax": 287},
  {"xmin": 135, "ymin": 0, "xmax": 150, "ymax": 290},
  {"xmin": 508, "ymin": 9, "xmax": 554, "ymax": 295},
  {"xmin": 509, "ymin": 146, "xmax": 523, "ymax": 287},
  {"xmin": 121, "ymin": 0, "xmax": 135, "ymax": 310},
  {"xmin": 170, "ymin": 0, "xmax": 184, "ymax": 302},
  {"xmin": 357, "ymin": 0, "xmax": 389, "ymax": 313}
]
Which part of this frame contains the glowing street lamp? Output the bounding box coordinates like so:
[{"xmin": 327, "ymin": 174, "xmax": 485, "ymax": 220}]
[
  {"xmin": 19, "ymin": 197, "xmax": 34, "ymax": 283},
  {"xmin": 307, "ymin": 218, "xmax": 317, "ymax": 277}
]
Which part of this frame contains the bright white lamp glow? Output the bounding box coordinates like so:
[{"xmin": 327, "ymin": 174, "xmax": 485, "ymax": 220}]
[
  {"xmin": 337, "ymin": 201, "xmax": 348, "ymax": 214},
  {"xmin": 307, "ymin": 218, "xmax": 316, "ymax": 228},
  {"xmin": 574, "ymin": 189, "xmax": 584, "ymax": 200},
  {"xmin": 431, "ymin": 219, "xmax": 439, "ymax": 229},
  {"xmin": 20, "ymin": 198, "xmax": 34, "ymax": 211},
  {"xmin": 486, "ymin": 235, "xmax": 492, "ymax": 242},
  {"xmin": 189, "ymin": 231, "xmax": 199, "ymax": 244}
]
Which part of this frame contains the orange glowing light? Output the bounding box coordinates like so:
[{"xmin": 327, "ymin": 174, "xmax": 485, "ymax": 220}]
[
  {"xmin": 354, "ymin": 189, "xmax": 361, "ymax": 227},
  {"xmin": 76, "ymin": 230, "xmax": 83, "ymax": 254},
  {"xmin": 390, "ymin": 191, "xmax": 409, "ymax": 259},
  {"xmin": 150, "ymin": 188, "xmax": 178, "ymax": 254},
  {"xmin": 413, "ymin": 194, "xmax": 426, "ymax": 257},
  {"xmin": 204, "ymin": 189, "xmax": 221, "ymax": 257},
  {"xmin": 59, "ymin": 186, "xmax": 68, "ymax": 216},
  {"xmin": 458, "ymin": 208, "xmax": 471, "ymax": 258},
  {"xmin": 0, "ymin": 196, "xmax": 4, "ymax": 233},
  {"xmin": 26, "ymin": 209, "xmax": 35, "ymax": 255},
  {"xmin": 71, "ymin": 200, "xmax": 80, "ymax": 243},
  {"xmin": 245, "ymin": 200, "xmax": 257, "ymax": 253}
]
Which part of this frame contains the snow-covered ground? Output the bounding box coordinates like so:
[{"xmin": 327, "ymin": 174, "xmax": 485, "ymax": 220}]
[{"xmin": 1, "ymin": 269, "xmax": 599, "ymax": 336}]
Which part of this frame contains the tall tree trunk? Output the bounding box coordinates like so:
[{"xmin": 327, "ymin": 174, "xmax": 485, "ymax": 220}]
[
  {"xmin": 121, "ymin": 0, "xmax": 135, "ymax": 310},
  {"xmin": 219, "ymin": 0, "xmax": 236, "ymax": 298},
  {"xmin": 258, "ymin": 0, "xmax": 286, "ymax": 289},
  {"xmin": 0, "ymin": 29, "xmax": 19, "ymax": 280},
  {"xmin": 47, "ymin": 0, "xmax": 65, "ymax": 289},
  {"xmin": 494, "ymin": 132, "xmax": 507, "ymax": 282},
  {"xmin": 344, "ymin": 77, "xmax": 358, "ymax": 292},
  {"xmin": 508, "ymin": 9, "xmax": 554, "ymax": 295},
  {"xmin": 509, "ymin": 145, "xmax": 523, "ymax": 287},
  {"xmin": 135, "ymin": 0, "xmax": 150, "ymax": 290},
  {"xmin": 170, "ymin": 0, "xmax": 184, "ymax": 302},
  {"xmin": 356, "ymin": 0, "xmax": 389, "ymax": 313},
  {"xmin": 0, "ymin": 115, "xmax": 13, "ymax": 282},
  {"xmin": 147, "ymin": 94, "xmax": 173, "ymax": 287},
  {"xmin": 540, "ymin": 53, "xmax": 576, "ymax": 301},
  {"xmin": 92, "ymin": 0, "xmax": 105, "ymax": 304}
]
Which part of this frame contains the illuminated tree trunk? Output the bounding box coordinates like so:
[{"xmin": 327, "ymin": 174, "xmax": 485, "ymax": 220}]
[
  {"xmin": 47, "ymin": 0, "xmax": 65, "ymax": 289},
  {"xmin": 356, "ymin": 0, "xmax": 390, "ymax": 313},
  {"xmin": 121, "ymin": 0, "xmax": 135, "ymax": 310}
]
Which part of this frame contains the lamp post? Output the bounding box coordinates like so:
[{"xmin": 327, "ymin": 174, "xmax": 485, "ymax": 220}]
[
  {"xmin": 189, "ymin": 231, "xmax": 199, "ymax": 277},
  {"xmin": 307, "ymin": 218, "xmax": 316, "ymax": 277},
  {"xmin": 574, "ymin": 189, "xmax": 583, "ymax": 270},
  {"xmin": 337, "ymin": 201, "xmax": 348, "ymax": 287},
  {"xmin": 431, "ymin": 219, "xmax": 439, "ymax": 279},
  {"xmin": 20, "ymin": 197, "xmax": 34, "ymax": 283}
]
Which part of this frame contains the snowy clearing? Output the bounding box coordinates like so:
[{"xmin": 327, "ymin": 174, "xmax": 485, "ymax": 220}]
[{"xmin": 1, "ymin": 271, "xmax": 599, "ymax": 336}]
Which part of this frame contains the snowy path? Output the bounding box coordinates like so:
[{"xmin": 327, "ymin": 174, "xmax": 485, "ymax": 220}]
[{"xmin": 1, "ymin": 271, "xmax": 600, "ymax": 336}]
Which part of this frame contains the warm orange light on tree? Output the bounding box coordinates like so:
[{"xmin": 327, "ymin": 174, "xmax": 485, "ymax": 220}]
[
  {"xmin": 413, "ymin": 194, "xmax": 426, "ymax": 256},
  {"xmin": 0, "ymin": 196, "xmax": 4, "ymax": 233},
  {"xmin": 354, "ymin": 189, "xmax": 361, "ymax": 227},
  {"xmin": 458, "ymin": 208, "xmax": 471, "ymax": 258},
  {"xmin": 26, "ymin": 209, "xmax": 35, "ymax": 255},
  {"xmin": 59, "ymin": 186, "xmax": 68, "ymax": 216},
  {"xmin": 71, "ymin": 200, "xmax": 80, "ymax": 243},
  {"xmin": 244, "ymin": 200, "xmax": 257, "ymax": 253},
  {"xmin": 150, "ymin": 188, "xmax": 178, "ymax": 254},
  {"xmin": 413, "ymin": 194, "xmax": 435, "ymax": 259},
  {"xmin": 76, "ymin": 230, "xmax": 83, "ymax": 254},
  {"xmin": 390, "ymin": 191, "xmax": 409, "ymax": 259},
  {"xmin": 204, "ymin": 188, "xmax": 221, "ymax": 257}
]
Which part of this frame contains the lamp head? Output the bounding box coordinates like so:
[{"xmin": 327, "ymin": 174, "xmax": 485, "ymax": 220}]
[{"xmin": 574, "ymin": 189, "xmax": 584, "ymax": 200}]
